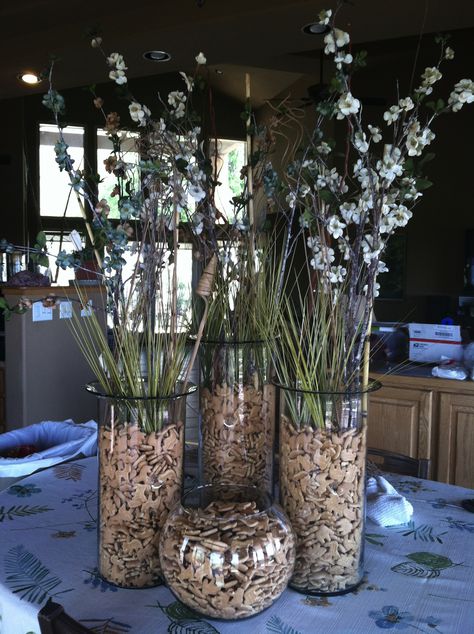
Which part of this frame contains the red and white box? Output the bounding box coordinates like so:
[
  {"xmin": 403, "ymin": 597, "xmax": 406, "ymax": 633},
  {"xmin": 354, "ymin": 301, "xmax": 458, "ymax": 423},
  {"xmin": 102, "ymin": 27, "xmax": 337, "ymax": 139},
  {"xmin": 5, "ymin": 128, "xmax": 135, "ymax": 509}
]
[{"xmin": 408, "ymin": 323, "xmax": 462, "ymax": 363}]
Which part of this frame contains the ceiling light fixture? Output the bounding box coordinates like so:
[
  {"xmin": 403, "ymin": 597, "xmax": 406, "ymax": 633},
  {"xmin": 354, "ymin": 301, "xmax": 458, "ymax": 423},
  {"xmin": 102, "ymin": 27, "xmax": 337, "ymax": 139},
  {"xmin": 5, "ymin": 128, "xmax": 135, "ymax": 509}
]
[
  {"xmin": 18, "ymin": 72, "xmax": 42, "ymax": 85},
  {"xmin": 301, "ymin": 22, "xmax": 330, "ymax": 35},
  {"xmin": 142, "ymin": 50, "xmax": 172, "ymax": 62}
]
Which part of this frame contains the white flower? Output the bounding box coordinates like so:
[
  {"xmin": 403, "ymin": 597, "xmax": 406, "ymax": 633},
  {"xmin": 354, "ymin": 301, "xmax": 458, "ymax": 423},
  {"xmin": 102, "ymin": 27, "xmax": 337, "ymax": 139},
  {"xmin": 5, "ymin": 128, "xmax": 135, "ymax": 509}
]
[
  {"xmin": 189, "ymin": 184, "xmax": 206, "ymax": 202},
  {"xmin": 414, "ymin": 85, "xmax": 433, "ymax": 97},
  {"xmin": 391, "ymin": 204, "xmax": 412, "ymax": 227},
  {"xmin": 353, "ymin": 158, "xmax": 364, "ymax": 178},
  {"xmin": 286, "ymin": 192, "xmax": 297, "ymax": 209},
  {"xmin": 174, "ymin": 103, "xmax": 186, "ymax": 118},
  {"xmin": 368, "ymin": 124, "xmax": 382, "ymax": 143},
  {"xmin": 362, "ymin": 235, "xmax": 382, "ymax": 264},
  {"xmin": 299, "ymin": 214, "xmax": 309, "ymax": 229},
  {"xmin": 180, "ymin": 72, "xmax": 194, "ymax": 92},
  {"xmin": 316, "ymin": 174, "xmax": 327, "ymax": 188},
  {"xmin": 302, "ymin": 158, "xmax": 318, "ymax": 169},
  {"xmin": 323, "ymin": 28, "xmax": 350, "ymax": 54},
  {"xmin": 448, "ymin": 78, "xmax": 474, "ymax": 112},
  {"xmin": 455, "ymin": 78, "xmax": 474, "ymax": 93},
  {"xmin": 339, "ymin": 240, "xmax": 351, "ymax": 260},
  {"xmin": 420, "ymin": 127, "xmax": 435, "ymax": 146},
  {"xmin": 334, "ymin": 28, "xmax": 350, "ymax": 48},
  {"xmin": 327, "ymin": 215, "xmax": 346, "ymax": 239},
  {"xmin": 309, "ymin": 245, "xmax": 335, "ymax": 271},
  {"xmin": 379, "ymin": 215, "xmax": 395, "ymax": 234},
  {"xmin": 406, "ymin": 122, "xmax": 435, "ymax": 157},
  {"xmin": 359, "ymin": 190, "xmax": 374, "ymax": 211},
  {"xmin": 327, "ymin": 265, "xmax": 347, "ymax": 284},
  {"xmin": 339, "ymin": 202, "xmax": 360, "ymax": 224},
  {"xmin": 445, "ymin": 46, "xmax": 455, "ymax": 60},
  {"xmin": 107, "ymin": 52, "xmax": 127, "ymax": 71},
  {"xmin": 129, "ymin": 102, "xmax": 151, "ymax": 126},
  {"xmin": 109, "ymin": 69, "xmax": 127, "ymax": 85},
  {"xmin": 421, "ymin": 66, "xmax": 442, "ymax": 86},
  {"xmin": 383, "ymin": 105, "xmax": 401, "ymax": 125},
  {"xmin": 317, "ymin": 142, "xmax": 331, "ymax": 155},
  {"xmin": 168, "ymin": 91, "xmax": 186, "ymax": 107},
  {"xmin": 334, "ymin": 52, "xmax": 353, "ymax": 69},
  {"xmin": 354, "ymin": 131, "xmax": 369, "ymax": 153},
  {"xmin": 309, "ymin": 256, "xmax": 319, "ymax": 270},
  {"xmin": 318, "ymin": 8, "xmax": 332, "ymax": 25},
  {"xmin": 378, "ymin": 260, "xmax": 389, "ymax": 274},
  {"xmin": 336, "ymin": 92, "xmax": 360, "ymax": 119},
  {"xmin": 398, "ymin": 97, "xmax": 414, "ymax": 111},
  {"xmin": 377, "ymin": 145, "xmax": 404, "ymax": 182},
  {"xmin": 195, "ymin": 52, "xmax": 207, "ymax": 65},
  {"xmin": 323, "ymin": 32, "xmax": 337, "ymax": 54},
  {"xmin": 401, "ymin": 177, "xmax": 422, "ymax": 201}
]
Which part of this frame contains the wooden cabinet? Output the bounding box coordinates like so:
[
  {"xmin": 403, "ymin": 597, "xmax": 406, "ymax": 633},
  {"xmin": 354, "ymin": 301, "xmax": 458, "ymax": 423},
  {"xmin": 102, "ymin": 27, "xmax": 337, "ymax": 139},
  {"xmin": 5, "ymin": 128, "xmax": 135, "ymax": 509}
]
[
  {"xmin": 437, "ymin": 392, "xmax": 474, "ymax": 488},
  {"xmin": 369, "ymin": 371, "xmax": 474, "ymax": 488},
  {"xmin": 0, "ymin": 364, "xmax": 4, "ymax": 433},
  {"xmin": 368, "ymin": 376, "xmax": 436, "ymax": 478}
]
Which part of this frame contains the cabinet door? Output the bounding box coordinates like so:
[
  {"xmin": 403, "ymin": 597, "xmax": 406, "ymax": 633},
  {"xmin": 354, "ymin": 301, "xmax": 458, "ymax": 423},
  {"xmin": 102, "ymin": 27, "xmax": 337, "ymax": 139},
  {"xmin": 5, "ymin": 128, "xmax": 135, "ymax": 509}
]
[
  {"xmin": 0, "ymin": 366, "xmax": 4, "ymax": 433},
  {"xmin": 368, "ymin": 386, "xmax": 434, "ymax": 462},
  {"xmin": 438, "ymin": 392, "xmax": 474, "ymax": 488}
]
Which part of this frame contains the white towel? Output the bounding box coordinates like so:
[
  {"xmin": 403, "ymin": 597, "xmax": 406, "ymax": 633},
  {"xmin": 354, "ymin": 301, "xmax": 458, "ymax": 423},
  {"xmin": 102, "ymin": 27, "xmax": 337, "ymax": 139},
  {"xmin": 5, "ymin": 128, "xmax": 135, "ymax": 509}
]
[{"xmin": 366, "ymin": 475, "xmax": 413, "ymax": 527}]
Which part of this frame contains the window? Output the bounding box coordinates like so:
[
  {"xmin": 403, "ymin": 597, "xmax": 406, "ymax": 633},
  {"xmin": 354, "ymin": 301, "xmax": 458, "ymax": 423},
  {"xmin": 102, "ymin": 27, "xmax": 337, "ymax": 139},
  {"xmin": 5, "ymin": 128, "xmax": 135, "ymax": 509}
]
[
  {"xmin": 37, "ymin": 125, "xmax": 240, "ymax": 304},
  {"xmin": 213, "ymin": 139, "xmax": 246, "ymax": 221},
  {"xmin": 39, "ymin": 124, "xmax": 84, "ymax": 218},
  {"xmin": 112, "ymin": 243, "xmax": 194, "ymax": 330},
  {"xmin": 96, "ymin": 130, "xmax": 140, "ymax": 220},
  {"xmin": 44, "ymin": 232, "xmax": 77, "ymax": 286}
]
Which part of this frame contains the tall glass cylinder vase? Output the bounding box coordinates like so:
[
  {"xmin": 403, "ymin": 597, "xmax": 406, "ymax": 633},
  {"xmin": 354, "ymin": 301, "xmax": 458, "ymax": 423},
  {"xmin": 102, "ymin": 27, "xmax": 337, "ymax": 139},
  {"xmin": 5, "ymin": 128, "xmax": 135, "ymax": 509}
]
[
  {"xmin": 199, "ymin": 340, "xmax": 275, "ymax": 493},
  {"xmin": 277, "ymin": 382, "xmax": 379, "ymax": 595},
  {"xmin": 86, "ymin": 382, "xmax": 196, "ymax": 589}
]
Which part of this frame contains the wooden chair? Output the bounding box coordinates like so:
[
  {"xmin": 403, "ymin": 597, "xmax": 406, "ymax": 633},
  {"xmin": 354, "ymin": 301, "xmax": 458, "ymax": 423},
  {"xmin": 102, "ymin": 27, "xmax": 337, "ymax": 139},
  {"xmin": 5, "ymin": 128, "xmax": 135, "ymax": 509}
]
[
  {"xmin": 367, "ymin": 448, "xmax": 430, "ymax": 479},
  {"xmin": 38, "ymin": 599, "xmax": 92, "ymax": 634}
]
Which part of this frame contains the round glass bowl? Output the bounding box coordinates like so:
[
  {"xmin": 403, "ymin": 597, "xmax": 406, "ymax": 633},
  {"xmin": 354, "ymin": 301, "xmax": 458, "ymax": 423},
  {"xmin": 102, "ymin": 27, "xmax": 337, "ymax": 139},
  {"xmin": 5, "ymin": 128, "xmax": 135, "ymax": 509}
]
[{"xmin": 159, "ymin": 484, "xmax": 295, "ymax": 619}]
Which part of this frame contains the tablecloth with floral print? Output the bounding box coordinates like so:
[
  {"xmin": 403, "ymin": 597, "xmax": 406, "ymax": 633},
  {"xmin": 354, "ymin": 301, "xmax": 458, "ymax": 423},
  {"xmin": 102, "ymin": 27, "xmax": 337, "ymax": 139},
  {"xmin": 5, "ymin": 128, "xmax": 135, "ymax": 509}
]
[{"xmin": 0, "ymin": 457, "xmax": 473, "ymax": 634}]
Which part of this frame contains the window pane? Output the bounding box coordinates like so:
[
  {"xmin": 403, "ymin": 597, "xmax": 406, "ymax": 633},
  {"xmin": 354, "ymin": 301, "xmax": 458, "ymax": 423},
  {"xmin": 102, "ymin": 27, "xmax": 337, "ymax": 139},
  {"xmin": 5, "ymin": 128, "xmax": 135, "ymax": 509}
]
[
  {"xmin": 97, "ymin": 130, "xmax": 140, "ymax": 220},
  {"xmin": 39, "ymin": 124, "xmax": 84, "ymax": 217},
  {"xmin": 106, "ymin": 243, "xmax": 193, "ymax": 330},
  {"xmin": 44, "ymin": 232, "xmax": 78, "ymax": 286},
  {"xmin": 214, "ymin": 139, "xmax": 246, "ymax": 221}
]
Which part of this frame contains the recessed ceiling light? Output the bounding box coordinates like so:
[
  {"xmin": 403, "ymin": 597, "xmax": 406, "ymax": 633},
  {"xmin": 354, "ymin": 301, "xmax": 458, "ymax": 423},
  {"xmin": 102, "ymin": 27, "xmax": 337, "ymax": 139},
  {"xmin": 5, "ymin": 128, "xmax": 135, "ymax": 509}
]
[
  {"xmin": 301, "ymin": 22, "xmax": 330, "ymax": 35},
  {"xmin": 142, "ymin": 50, "xmax": 171, "ymax": 62},
  {"xmin": 18, "ymin": 72, "xmax": 42, "ymax": 85}
]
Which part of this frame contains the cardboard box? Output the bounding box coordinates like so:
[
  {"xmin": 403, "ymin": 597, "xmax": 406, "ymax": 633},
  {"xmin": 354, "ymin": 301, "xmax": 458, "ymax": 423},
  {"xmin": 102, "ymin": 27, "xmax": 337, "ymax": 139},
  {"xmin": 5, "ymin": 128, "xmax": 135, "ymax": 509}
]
[{"xmin": 408, "ymin": 323, "xmax": 462, "ymax": 363}]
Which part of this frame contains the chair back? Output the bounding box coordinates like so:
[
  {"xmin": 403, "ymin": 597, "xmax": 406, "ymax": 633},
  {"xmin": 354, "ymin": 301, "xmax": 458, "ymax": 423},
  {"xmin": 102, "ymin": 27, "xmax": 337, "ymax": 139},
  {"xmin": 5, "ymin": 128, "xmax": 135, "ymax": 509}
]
[
  {"xmin": 38, "ymin": 599, "xmax": 92, "ymax": 634},
  {"xmin": 367, "ymin": 447, "xmax": 430, "ymax": 479}
]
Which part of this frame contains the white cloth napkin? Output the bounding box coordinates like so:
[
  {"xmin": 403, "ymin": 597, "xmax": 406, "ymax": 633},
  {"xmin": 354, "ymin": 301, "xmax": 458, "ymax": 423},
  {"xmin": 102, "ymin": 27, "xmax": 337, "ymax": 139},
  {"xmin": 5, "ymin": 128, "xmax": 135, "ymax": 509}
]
[
  {"xmin": 0, "ymin": 420, "xmax": 97, "ymax": 477},
  {"xmin": 366, "ymin": 475, "xmax": 414, "ymax": 527}
]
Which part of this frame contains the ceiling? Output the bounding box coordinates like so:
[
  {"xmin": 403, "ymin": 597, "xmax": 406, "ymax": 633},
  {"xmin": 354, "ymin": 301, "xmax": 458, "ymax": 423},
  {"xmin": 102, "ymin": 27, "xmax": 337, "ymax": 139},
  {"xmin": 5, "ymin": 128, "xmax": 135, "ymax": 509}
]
[{"xmin": 3, "ymin": 0, "xmax": 474, "ymax": 105}]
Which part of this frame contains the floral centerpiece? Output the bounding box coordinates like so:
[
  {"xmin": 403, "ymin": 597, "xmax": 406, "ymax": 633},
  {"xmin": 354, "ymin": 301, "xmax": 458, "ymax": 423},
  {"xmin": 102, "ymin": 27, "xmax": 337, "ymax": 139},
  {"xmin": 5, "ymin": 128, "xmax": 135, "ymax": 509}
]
[
  {"xmin": 258, "ymin": 5, "xmax": 474, "ymax": 595},
  {"xmin": 41, "ymin": 45, "xmax": 220, "ymax": 588},
  {"xmin": 195, "ymin": 124, "xmax": 278, "ymax": 493}
]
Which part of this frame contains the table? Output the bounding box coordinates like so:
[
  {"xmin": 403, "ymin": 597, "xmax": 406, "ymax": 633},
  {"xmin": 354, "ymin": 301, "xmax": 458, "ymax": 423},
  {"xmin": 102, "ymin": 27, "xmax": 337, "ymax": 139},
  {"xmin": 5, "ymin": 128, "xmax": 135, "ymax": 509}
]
[{"xmin": 0, "ymin": 458, "xmax": 473, "ymax": 634}]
